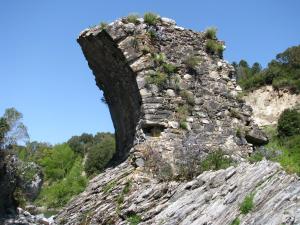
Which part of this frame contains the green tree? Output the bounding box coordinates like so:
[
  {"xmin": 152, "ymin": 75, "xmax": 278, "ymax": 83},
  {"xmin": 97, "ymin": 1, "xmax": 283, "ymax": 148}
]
[
  {"xmin": 67, "ymin": 133, "xmax": 93, "ymax": 155},
  {"xmin": 39, "ymin": 144, "xmax": 76, "ymax": 182},
  {"xmin": 0, "ymin": 118, "xmax": 9, "ymax": 149},
  {"xmin": 85, "ymin": 135, "xmax": 115, "ymax": 176},
  {"xmin": 251, "ymin": 62, "xmax": 262, "ymax": 74},
  {"xmin": 0, "ymin": 108, "xmax": 29, "ymax": 148}
]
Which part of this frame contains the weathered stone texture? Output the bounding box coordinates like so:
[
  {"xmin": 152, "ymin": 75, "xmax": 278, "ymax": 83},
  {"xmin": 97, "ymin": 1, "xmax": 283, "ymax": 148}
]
[{"xmin": 77, "ymin": 16, "xmax": 267, "ymax": 167}]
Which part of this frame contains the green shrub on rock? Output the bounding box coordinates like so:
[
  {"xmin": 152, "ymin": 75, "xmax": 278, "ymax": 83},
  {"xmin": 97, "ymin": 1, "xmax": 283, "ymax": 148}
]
[
  {"xmin": 144, "ymin": 12, "xmax": 159, "ymax": 26},
  {"xmin": 205, "ymin": 27, "xmax": 217, "ymax": 39},
  {"xmin": 126, "ymin": 14, "xmax": 140, "ymax": 24},
  {"xmin": 145, "ymin": 71, "xmax": 168, "ymax": 88},
  {"xmin": 199, "ymin": 149, "xmax": 233, "ymax": 172},
  {"xmin": 240, "ymin": 193, "xmax": 255, "ymax": 214},
  {"xmin": 206, "ymin": 40, "xmax": 224, "ymax": 56}
]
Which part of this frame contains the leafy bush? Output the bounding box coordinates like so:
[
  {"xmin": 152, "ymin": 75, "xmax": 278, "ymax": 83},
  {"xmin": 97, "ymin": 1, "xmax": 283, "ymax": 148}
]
[
  {"xmin": 144, "ymin": 12, "xmax": 159, "ymax": 26},
  {"xmin": 240, "ymin": 193, "xmax": 255, "ymax": 214},
  {"xmin": 206, "ymin": 40, "xmax": 224, "ymax": 56},
  {"xmin": 126, "ymin": 14, "xmax": 139, "ymax": 24},
  {"xmin": 277, "ymin": 109, "xmax": 300, "ymax": 137},
  {"xmin": 205, "ymin": 27, "xmax": 217, "ymax": 39},
  {"xmin": 85, "ymin": 135, "xmax": 115, "ymax": 176},
  {"xmin": 145, "ymin": 71, "xmax": 168, "ymax": 88}
]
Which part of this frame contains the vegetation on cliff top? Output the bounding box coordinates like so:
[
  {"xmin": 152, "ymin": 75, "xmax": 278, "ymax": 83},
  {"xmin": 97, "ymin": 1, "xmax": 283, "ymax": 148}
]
[{"xmin": 234, "ymin": 45, "xmax": 300, "ymax": 93}]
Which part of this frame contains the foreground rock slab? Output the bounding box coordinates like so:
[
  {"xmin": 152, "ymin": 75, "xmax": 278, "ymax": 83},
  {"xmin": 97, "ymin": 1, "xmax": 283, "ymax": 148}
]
[{"xmin": 56, "ymin": 160, "xmax": 299, "ymax": 225}]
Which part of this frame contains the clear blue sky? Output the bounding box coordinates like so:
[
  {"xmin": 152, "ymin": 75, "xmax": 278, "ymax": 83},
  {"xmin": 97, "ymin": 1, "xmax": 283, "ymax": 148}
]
[{"xmin": 0, "ymin": 1, "xmax": 299, "ymax": 144}]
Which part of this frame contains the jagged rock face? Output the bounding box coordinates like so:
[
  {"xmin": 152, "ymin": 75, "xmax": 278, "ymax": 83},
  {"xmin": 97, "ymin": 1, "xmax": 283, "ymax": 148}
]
[
  {"xmin": 0, "ymin": 151, "xmax": 43, "ymax": 220},
  {"xmin": 78, "ymin": 17, "xmax": 267, "ymax": 166},
  {"xmin": 56, "ymin": 160, "xmax": 300, "ymax": 225}
]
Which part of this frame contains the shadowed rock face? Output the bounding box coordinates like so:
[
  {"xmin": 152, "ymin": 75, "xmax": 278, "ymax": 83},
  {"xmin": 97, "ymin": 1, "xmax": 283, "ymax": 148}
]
[{"xmin": 78, "ymin": 31, "xmax": 142, "ymax": 163}]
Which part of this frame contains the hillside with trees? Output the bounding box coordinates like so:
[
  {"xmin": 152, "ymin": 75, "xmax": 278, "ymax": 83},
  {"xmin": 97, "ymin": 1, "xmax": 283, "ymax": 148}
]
[{"xmin": 233, "ymin": 45, "xmax": 300, "ymax": 92}]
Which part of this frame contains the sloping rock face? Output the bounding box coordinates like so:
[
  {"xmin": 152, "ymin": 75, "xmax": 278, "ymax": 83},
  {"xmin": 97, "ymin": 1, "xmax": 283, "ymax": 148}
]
[
  {"xmin": 56, "ymin": 160, "xmax": 300, "ymax": 225},
  {"xmin": 55, "ymin": 16, "xmax": 300, "ymax": 224},
  {"xmin": 77, "ymin": 16, "xmax": 267, "ymax": 166}
]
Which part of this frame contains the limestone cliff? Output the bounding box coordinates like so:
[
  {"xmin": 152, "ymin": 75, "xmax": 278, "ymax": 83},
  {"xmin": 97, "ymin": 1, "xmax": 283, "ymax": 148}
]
[
  {"xmin": 243, "ymin": 85, "xmax": 300, "ymax": 127},
  {"xmin": 55, "ymin": 16, "xmax": 300, "ymax": 225}
]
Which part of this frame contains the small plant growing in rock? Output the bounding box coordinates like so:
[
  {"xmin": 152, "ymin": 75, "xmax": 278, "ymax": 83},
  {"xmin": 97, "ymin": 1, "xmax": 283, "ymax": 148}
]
[
  {"xmin": 180, "ymin": 90, "xmax": 195, "ymax": 106},
  {"xmin": 184, "ymin": 55, "xmax": 201, "ymax": 72},
  {"xmin": 230, "ymin": 217, "xmax": 240, "ymax": 225},
  {"xmin": 240, "ymin": 193, "xmax": 255, "ymax": 214},
  {"xmin": 99, "ymin": 22, "xmax": 108, "ymax": 30},
  {"xmin": 127, "ymin": 213, "xmax": 142, "ymax": 225},
  {"xmin": 152, "ymin": 53, "xmax": 166, "ymax": 65},
  {"xmin": 205, "ymin": 27, "xmax": 217, "ymax": 39},
  {"xmin": 141, "ymin": 45, "xmax": 151, "ymax": 54},
  {"xmin": 130, "ymin": 37, "xmax": 139, "ymax": 50},
  {"xmin": 147, "ymin": 29, "xmax": 157, "ymax": 40},
  {"xmin": 179, "ymin": 121, "xmax": 188, "ymax": 130},
  {"xmin": 199, "ymin": 149, "xmax": 233, "ymax": 172},
  {"xmin": 236, "ymin": 128, "xmax": 242, "ymax": 138},
  {"xmin": 102, "ymin": 180, "xmax": 117, "ymax": 193},
  {"xmin": 162, "ymin": 63, "xmax": 177, "ymax": 75},
  {"xmin": 176, "ymin": 105, "xmax": 189, "ymax": 127},
  {"xmin": 248, "ymin": 151, "xmax": 264, "ymax": 163},
  {"xmin": 143, "ymin": 144, "xmax": 174, "ymax": 181},
  {"xmin": 144, "ymin": 12, "xmax": 159, "ymax": 26},
  {"xmin": 146, "ymin": 71, "xmax": 168, "ymax": 88},
  {"xmin": 206, "ymin": 40, "xmax": 224, "ymax": 56},
  {"xmin": 126, "ymin": 14, "xmax": 140, "ymax": 24},
  {"xmin": 230, "ymin": 108, "xmax": 242, "ymax": 119}
]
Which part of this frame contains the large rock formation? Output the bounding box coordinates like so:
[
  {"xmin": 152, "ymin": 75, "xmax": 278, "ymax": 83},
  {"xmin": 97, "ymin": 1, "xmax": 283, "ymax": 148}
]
[
  {"xmin": 77, "ymin": 16, "xmax": 267, "ymax": 167},
  {"xmin": 56, "ymin": 16, "xmax": 299, "ymax": 224}
]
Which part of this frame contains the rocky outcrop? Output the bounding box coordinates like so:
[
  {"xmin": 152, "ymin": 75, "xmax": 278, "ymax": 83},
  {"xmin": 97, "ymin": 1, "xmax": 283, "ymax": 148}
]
[
  {"xmin": 0, "ymin": 151, "xmax": 18, "ymax": 216},
  {"xmin": 54, "ymin": 16, "xmax": 300, "ymax": 225},
  {"xmin": 243, "ymin": 85, "xmax": 300, "ymax": 127},
  {"xmin": 56, "ymin": 160, "xmax": 300, "ymax": 225},
  {"xmin": 77, "ymin": 15, "xmax": 267, "ymax": 167},
  {"xmin": 0, "ymin": 151, "xmax": 43, "ymax": 221}
]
